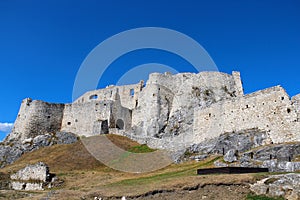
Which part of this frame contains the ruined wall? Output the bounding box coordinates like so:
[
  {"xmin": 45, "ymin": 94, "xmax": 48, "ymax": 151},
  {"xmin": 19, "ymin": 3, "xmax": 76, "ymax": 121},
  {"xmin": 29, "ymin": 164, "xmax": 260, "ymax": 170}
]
[
  {"xmin": 292, "ymin": 94, "xmax": 300, "ymax": 120},
  {"xmin": 130, "ymin": 71, "xmax": 244, "ymax": 148},
  {"xmin": 193, "ymin": 86, "xmax": 300, "ymax": 144},
  {"xmin": 74, "ymin": 81, "xmax": 144, "ymax": 110},
  {"xmin": 7, "ymin": 98, "xmax": 64, "ymax": 141},
  {"xmin": 61, "ymin": 100, "xmax": 113, "ymax": 137},
  {"xmin": 61, "ymin": 95, "xmax": 132, "ymax": 137},
  {"xmin": 10, "ymin": 162, "xmax": 51, "ymax": 191},
  {"xmin": 7, "ymin": 71, "xmax": 300, "ymax": 152}
]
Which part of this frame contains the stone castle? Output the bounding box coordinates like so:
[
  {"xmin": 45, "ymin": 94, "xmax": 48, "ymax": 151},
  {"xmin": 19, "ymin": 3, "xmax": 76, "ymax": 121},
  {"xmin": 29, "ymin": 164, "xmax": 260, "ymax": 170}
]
[{"xmin": 6, "ymin": 71, "xmax": 300, "ymax": 151}]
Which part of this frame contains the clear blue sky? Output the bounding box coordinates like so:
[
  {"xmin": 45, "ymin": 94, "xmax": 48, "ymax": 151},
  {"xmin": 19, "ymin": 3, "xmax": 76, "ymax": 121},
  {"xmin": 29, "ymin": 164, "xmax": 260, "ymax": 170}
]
[{"xmin": 0, "ymin": 0, "xmax": 300, "ymax": 140}]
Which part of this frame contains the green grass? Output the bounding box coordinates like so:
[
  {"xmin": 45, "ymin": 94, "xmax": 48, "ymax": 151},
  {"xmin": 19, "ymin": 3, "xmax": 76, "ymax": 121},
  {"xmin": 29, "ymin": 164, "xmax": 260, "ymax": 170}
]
[
  {"xmin": 128, "ymin": 144, "xmax": 155, "ymax": 153},
  {"xmin": 108, "ymin": 156, "xmax": 222, "ymax": 187},
  {"xmin": 246, "ymin": 194, "xmax": 284, "ymax": 200}
]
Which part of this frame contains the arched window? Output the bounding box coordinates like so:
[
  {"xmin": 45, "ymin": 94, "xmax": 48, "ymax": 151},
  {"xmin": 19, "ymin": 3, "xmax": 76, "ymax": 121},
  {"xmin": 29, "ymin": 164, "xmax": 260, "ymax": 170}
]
[
  {"xmin": 116, "ymin": 119, "xmax": 124, "ymax": 130},
  {"xmin": 89, "ymin": 94, "xmax": 98, "ymax": 100}
]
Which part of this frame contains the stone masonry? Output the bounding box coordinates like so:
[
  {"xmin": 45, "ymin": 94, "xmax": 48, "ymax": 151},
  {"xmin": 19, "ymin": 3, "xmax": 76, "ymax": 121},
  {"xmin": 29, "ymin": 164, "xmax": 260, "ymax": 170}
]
[{"xmin": 4, "ymin": 71, "xmax": 300, "ymax": 152}]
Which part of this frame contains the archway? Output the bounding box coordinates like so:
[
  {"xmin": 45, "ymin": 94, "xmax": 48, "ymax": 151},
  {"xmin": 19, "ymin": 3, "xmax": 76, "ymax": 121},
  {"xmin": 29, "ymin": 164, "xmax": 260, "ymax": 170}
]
[{"xmin": 116, "ymin": 119, "xmax": 124, "ymax": 130}]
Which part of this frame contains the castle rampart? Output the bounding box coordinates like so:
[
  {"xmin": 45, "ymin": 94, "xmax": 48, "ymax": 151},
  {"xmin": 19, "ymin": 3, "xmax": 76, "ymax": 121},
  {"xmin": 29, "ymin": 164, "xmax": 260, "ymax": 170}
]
[
  {"xmin": 7, "ymin": 98, "xmax": 64, "ymax": 141},
  {"xmin": 193, "ymin": 86, "xmax": 300, "ymax": 144},
  {"xmin": 6, "ymin": 71, "xmax": 300, "ymax": 152}
]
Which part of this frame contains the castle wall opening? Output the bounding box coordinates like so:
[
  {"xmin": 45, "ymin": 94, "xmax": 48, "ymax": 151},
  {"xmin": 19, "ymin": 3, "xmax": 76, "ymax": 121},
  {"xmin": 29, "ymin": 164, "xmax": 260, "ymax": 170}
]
[
  {"xmin": 116, "ymin": 119, "xmax": 124, "ymax": 130},
  {"xmin": 89, "ymin": 94, "xmax": 98, "ymax": 100}
]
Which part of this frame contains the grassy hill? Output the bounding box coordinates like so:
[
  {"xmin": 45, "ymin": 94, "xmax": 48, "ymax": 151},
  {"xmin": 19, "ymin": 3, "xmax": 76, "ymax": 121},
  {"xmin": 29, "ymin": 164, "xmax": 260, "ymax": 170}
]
[{"xmin": 0, "ymin": 134, "xmax": 275, "ymax": 200}]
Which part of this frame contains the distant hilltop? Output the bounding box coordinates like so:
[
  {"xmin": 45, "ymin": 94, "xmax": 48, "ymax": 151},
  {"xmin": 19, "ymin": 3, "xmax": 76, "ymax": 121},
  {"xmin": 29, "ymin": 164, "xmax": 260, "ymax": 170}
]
[{"xmin": 5, "ymin": 71, "xmax": 300, "ymax": 152}]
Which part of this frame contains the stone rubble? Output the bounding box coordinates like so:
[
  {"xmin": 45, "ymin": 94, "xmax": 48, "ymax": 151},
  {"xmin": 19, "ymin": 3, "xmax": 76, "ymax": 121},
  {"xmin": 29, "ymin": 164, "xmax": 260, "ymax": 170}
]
[
  {"xmin": 10, "ymin": 162, "xmax": 56, "ymax": 191},
  {"xmin": 250, "ymin": 173, "xmax": 300, "ymax": 200}
]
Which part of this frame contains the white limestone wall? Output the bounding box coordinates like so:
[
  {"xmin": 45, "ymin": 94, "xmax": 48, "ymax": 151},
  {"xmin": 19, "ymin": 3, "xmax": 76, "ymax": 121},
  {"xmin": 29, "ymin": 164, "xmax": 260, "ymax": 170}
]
[
  {"xmin": 7, "ymin": 98, "xmax": 64, "ymax": 141},
  {"xmin": 61, "ymin": 101, "xmax": 113, "ymax": 137},
  {"xmin": 11, "ymin": 181, "xmax": 43, "ymax": 191},
  {"xmin": 232, "ymin": 71, "xmax": 244, "ymax": 96},
  {"xmin": 61, "ymin": 97, "xmax": 132, "ymax": 136},
  {"xmin": 10, "ymin": 162, "xmax": 49, "ymax": 191},
  {"xmin": 74, "ymin": 81, "xmax": 144, "ymax": 110},
  {"xmin": 11, "ymin": 162, "xmax": 48, "ymax": 182},
  {"xmin": 131, "ymin": 83, "xmax": 162, "ymax": 137},
  {"xmin": 193, "ymin": 86, "xmax": 300, "ymax": 144},
  {"xmin": 131, "ymin": 71, "xmax": 243, "ymax": 142},
  {"xmin": 111, "ymin": 99, "xmax": 132, "ymax": 131},
  {"xmin": 292, "ymin": 94, "xmax": 300, "ymax": 119}
]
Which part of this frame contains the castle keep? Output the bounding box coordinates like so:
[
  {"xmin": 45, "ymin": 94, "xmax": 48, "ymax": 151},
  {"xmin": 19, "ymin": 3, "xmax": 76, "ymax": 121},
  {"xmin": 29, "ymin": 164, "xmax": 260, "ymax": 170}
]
[{"xmin": 7, "ymin": 71, "xmax": 300, "ymax": 151}]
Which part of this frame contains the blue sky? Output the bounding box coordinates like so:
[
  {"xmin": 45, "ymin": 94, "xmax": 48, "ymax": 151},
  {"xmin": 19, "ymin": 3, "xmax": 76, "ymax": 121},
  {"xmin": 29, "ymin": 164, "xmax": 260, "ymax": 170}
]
[{"xmin": 0, "ymin": 0, "xmax": 299, "ymax": 140}]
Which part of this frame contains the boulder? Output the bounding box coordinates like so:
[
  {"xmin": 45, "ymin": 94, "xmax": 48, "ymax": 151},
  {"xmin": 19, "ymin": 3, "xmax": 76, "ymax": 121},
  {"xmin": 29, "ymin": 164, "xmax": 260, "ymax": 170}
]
[
  {"xmin": 250, "ymin": 173, "xmax": 300, "ymax": 200},
  {"xmin": 224, "ymin": 149, "xmax": 238, "ymax": 163},
  {"xmin": 261, "ymin": 160, "xmax": 300, "ymax": 172}
]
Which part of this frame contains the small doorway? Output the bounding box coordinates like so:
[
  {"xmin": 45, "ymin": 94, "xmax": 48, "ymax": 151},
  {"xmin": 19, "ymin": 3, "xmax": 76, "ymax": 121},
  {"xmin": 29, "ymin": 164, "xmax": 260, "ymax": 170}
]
[{"xmin": 116, "ymin": 119, "xmax": 124, "ymax": 130}]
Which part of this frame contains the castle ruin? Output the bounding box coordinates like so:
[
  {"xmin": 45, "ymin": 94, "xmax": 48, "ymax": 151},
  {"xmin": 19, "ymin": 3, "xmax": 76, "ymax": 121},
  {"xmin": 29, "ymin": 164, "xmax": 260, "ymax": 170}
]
[{"xmin": 6, "ymin": 71, "xmax": 300, "ymax": 151}]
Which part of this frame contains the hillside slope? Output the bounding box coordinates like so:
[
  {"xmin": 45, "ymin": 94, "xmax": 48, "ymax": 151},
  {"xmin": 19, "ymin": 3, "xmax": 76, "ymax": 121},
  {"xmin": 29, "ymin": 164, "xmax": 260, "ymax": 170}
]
[{"xmin": 0, "ymin": 135, "xmax": 265, "ymax": 200}]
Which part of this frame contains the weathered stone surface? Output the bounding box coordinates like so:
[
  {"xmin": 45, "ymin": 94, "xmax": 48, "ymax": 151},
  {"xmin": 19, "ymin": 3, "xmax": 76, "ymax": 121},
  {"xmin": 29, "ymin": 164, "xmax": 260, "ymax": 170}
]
[
  {"xmin": 11, "ymin": 162, "xmax": 49, "ymax": 182},
  {"xmin": 250, "ymin": 173, "xmax": 300, "ymax": 200},
  {"xmin": 55, "ymin": 132, "xmax": 78, "ymax": 144},
  {"xmin": 10, "ymin": 162, "xmax": 56, "ymax": 191},
  {"xmin": 11, "ymin": 181, "xmax": 43, "ymax": 191},
  {"xmin": 0, "ymin": 144, "xmax": 23, "ymax": 166},
  {"xmin": 261, "ymin": 160, "xmax": 300, "ymax": 172},
  {"xmin": 222, "ymin": 143, "xmax": 300, "ymax": 172},
  {"xmin": 186, "ymin": 128, "xmax": 268, "ymax": 157},
  {"xmin": 224, "ymin": 149, "xmax": 238, "ymax": 163},
  {"xmin": 190, "ymin": 155, "xmax": 208, "ymax": 162},
  {"xmin": 0, "ymin": 132, "xmax": 78, "ymax": 168},
  {"xmin": 214, "ymin": 160, "xmax": 228, "ymax": 167},
  {"xmin": 2, "ymin": 71, "xmax": 300, "ymax": 165}
]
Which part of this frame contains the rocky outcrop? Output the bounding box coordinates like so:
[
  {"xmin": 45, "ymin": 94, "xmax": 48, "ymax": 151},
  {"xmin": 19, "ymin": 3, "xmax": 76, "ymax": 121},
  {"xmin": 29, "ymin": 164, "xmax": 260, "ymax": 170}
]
[
  {"xmin": 250, "ymin": 173, "xmax": 300, "ymax": 200},
  {"xmin": 183, "ymin": 129, "xmax": 300, "ymax": 172},
  {"xmin": 0, "ymin": 132, "xmax": 78, "ymax": 168},
  {"xmin": 10, "ymin": 162, "xmax": 57, "ymax": 191},
  {"xmin": 224, "ymin": 149, "xmax": 238, "ymax": 163},
  {"xmin": 261, "ymin": 160, "xmax": 300, "ymax": 172},
  {"xmin": 223, "ymin": 143, "xmax": 300, "ymax": 172},
  {"xmin": 184, "ymin": 128, "xmax": 268, "ymax": 160}
]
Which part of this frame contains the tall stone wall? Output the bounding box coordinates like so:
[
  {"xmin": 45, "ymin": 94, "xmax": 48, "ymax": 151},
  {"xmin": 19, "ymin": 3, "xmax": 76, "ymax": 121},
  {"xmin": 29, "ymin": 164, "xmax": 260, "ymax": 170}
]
[
  {"xmin": 61, "ymin": 95, "xmax": 132, "ymax": 137},
  {"xmin": 61, "ymin": 100, "xmax": 113, "ymax": 136},
  {"xmin": 7, "ymin": 98, "xmax": 64, "ymax": 141},
  {"xmin": 292, "ymin": 94, "xmax": 300, "ymax": 120},
  {"xmin": 130, "ymin": 71, "xmax": 244, "ymax": 149},
  {"xmin": 193, "ymin": 86, "xmax": 300, "ymax": 145},
  {"xmin": 6, "ymin": 71, "xmax": 300, "ymax": 153},
  {"xmin": 74, "ymin": 81, "xmax": 144, "ymax": 110}
]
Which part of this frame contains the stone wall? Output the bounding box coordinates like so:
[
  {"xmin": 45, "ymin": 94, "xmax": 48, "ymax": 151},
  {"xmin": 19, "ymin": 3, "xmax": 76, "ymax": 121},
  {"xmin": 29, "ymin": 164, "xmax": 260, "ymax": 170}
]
[
  {"xmin": 7, "ymin": 98, "xmax": 64, "ymax": 141},
  {"xmin": 11, "ymin": 162, "xmax": 49, "ymax": 182},
  {"xmin": 61, "ymin": 94, "xmax": 132, "ymax": 137},
  {"xmin": 193, "ymin": 86, "xmax": 300, "ymax": 144},
  {"xmin": 74, "ymin": 81, "xmax": 144, "ymax": 110},
  {"xmin": 292, "ymin": 94, "xmax": 300, "ymax": 120},
  {"xmin": 5, "ymin": 71, "xmax": 300, "ymax": 154},
  {"xmin": 10, "ymin": 162, "xmax": 54, "ymax": 191},
  {"xmin": 129, "ymin": 71, "xmax": 244, "ymax": 149}
]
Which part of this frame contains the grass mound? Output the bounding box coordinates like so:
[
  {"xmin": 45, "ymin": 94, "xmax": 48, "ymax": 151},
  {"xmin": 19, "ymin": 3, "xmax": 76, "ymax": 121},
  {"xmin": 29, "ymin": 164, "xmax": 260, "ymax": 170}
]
[{"xmin": 0, "ymin": 134, "xmax": 155, "ymax": 174}]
